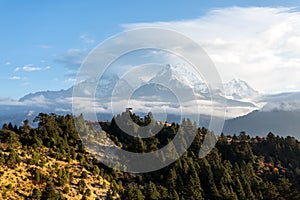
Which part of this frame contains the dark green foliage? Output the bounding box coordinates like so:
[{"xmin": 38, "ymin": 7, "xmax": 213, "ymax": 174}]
[
  {"xmin": 5, "ymin": 149, "xmax": 21, "ymax": 168},
  {"xmin": 6, "ymin": 183, "xmax": 12, "ymax": 189},
  {"xmin": 145, "ymin": 181, "xmax": 160, "ymax": 200},
  {"xmin": 78, "ymin": 179, "xmax": 86, "ymax": 194},
  {"xmin": 122, "ymin": 183, "xmax": 145, "ymax": 200},
  {"xmin": 31, "ymin": 188, "xmax": 42, "ymax": 200},
  {"xmin": 81, "ymin": 171, "xmax": 88, "ymax": 179},
  {"xmin": 105, "ymin": 114, "xmax": 300, "ymax": 200},
  {"xmin": 85, "ymin": 188, "xmax": 91, "ymax": 196},
  {"xmin": 41, "ymin": 181, "xmax": 65, "ymax": 200},
  {"xmin": 0, "ymin": 129, "xmax": 20, "ymax": 148},
  {"xmin": 62, "ymin": 186, "xmax": 69, "ymax": 194}
]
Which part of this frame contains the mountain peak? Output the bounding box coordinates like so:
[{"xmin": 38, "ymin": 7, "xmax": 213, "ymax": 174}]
[
  {"xmin": 230, "ymin": 78, "xmax": 246, "ymax": 83},
  {"xmin": 224, "ymin": 78, "xmax": 260, "ymax": 100}
]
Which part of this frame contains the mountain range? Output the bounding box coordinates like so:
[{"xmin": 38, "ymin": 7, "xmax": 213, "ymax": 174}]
[{"xmin": 1, "ymin": 64, "xmax": 300, "ymax": 137}]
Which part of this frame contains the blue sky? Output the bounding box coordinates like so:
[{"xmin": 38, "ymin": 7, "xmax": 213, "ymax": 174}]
[{"xmin": 1, "ymin": 1, "xmax": 300, "ymax": 99}]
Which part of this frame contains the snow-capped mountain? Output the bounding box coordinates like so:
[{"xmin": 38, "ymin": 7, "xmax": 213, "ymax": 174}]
[
  {"xmin": 18, "ymin": 64, "xmax": 260, "ymax": 107},
  {"xmin": 148, "ymin": 65, "xmax": 261, "ymax": 101},
  {"xmin": 148, "ymin": 65, "xmax": 198, "ymax": 102},
  {"xmin": 150, "ymin": 64, "xmax": 209, "ymax": 94},
  {"xmin": 1, "ymin": 64, "xmax": 300, "ymax": 131},
  {"xmin": 19, "ymin": 88, "xmax": 73, "ymax": 102},
  {"xmin": 4, "ymin": 64, "xmax": 261, "ymax": 117},
  {"xmin": 223, "ymin": 78, "xmax": 261, "ymax": 100}
]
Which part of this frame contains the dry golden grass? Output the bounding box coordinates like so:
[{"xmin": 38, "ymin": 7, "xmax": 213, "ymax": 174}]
[{"xmin": 0, "ymin": 147, "xmax": 110, "ymax": 200}]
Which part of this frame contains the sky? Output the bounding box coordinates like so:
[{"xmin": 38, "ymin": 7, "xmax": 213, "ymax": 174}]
[{"xmin": 1, "ymin": 0, "xmax": 300, "ymax": 99}]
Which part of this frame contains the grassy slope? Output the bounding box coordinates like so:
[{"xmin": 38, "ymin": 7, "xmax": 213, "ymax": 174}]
[{"xmin": 0, "ymin": 147, "xmax": 110, "ymax": 200}]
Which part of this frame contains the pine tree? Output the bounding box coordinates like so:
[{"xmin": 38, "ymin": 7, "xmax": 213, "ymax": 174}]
[
  {"xmin": 146, "ymin": 181, "xmax": 160, "ymax": 200},
  {"xmin": 168, "ymin": 190, "xmax": 180, "ymax": 200},
  {"xmin": 233, "ymin": 176, "xmax": 245, "ymax": 200},
  {"xmin": 31, "ymin": 188, "xmax": 42, "ymax": 200},
  {"xmin": 123, "ymin": 183, "xmax": 145, "ymax": 200},
  {"xmin": 78, "ymin": 179, "xmax": 86, "ymax": 194},
  {"xmin": 41, "ymin": 181, "xmax": 64, "ymax": 200},
  {"xmin": 166, "ymin": 168, "xmax": 177, "ymax": 190},
  {"xmin": 200, "ymin": 158, "xmax": 220, "ymax": 198}
]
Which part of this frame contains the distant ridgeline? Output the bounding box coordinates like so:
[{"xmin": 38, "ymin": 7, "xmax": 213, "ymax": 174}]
[{"xmin": 0, "ymin": 112, "xmax": 299, "ymax": 199}]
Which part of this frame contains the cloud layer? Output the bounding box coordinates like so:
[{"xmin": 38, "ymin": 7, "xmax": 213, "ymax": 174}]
[{"xmin": 123, "ymin": 7, "xmax": 300, "ymax": 94}]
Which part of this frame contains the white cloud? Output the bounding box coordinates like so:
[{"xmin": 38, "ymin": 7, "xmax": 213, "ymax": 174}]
[
  {"xmin": 262, "ymin": 101, "xmax": 300, "ymax": 112},
  {"xmin": 14, "ymin": 67, "xmax": 20, "ymax": 72},
  {"xmin": 10, "ymin": 76, "xmax": 21, "ymax": 80},
  {"xmin": 5, "ymin": 61, "xmax": 11, "ymax": 65},
  {"xmin": 22, "ymin": 64, "xmax": 42, "ymax": 72},
  {"xmin": 27, "ymin": 110, "xmax": 35, "ymax": 117},
  {"xmin": 122, "ymin": 7, "xmax": 300, "ymax": 94},
  {"xmin": 80, "ymin": 34, "xmax": 95, "ymax": 44},
  {"xmin": 0, "ymin": 95, "xmax": 52, "ymax": 107},
  {"xmin": 0, "ymin": 97, "xmax": 24, "ymax": 106},
  {"xmin": 22, "ymin": 64, "xmax": 51, "ymax": 72},
  {"xmin": 65, "ymin": 78, "xmax": 76, "ymax": 83}
]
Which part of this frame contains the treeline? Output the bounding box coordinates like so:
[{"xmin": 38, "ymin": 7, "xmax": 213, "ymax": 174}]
[
  {"xmin": 105, "ymin": 112, "xmax": 300, "ymax": 200},
  {"xmin": 0, "ymin": 112, "xmax": 300, "ymax": 199}
]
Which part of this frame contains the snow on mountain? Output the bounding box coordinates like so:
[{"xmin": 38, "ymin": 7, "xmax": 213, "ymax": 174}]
[
  {"xmin": 18, "ymin": 64, "xmax": 260, "ymax": 106},
  {"xmin": 8, "ymin": 64, "xmax": 263, "ymax": 119},
  {"xmin": 3, "ymin": 63, "xmax": 300, "ymax": 128},
  {"xmin": 151, "ymin": 64, "xmax": 209, "ymax": 94},
  {"xmin": 19, "ymin": 88, "xmax": 72, "ymax": 102},
  {"xmin": 148, "ymin": 65, "xmax": 261, "ymax": 101},
  {"xmin": 148, "ymin": 65, "xmax": 262, "ymax": 114},
  {"xmin": 4, "ymin": 64, "xmax": 300, "ymax": 137},
  {"xmin": 150, "ymin": 64, "xmax": 192, "ymax": 88},
  {"xmin": 19, "ymin": 75, "xmax": 132, "ymax": 101},
  {"xmin": 148, "ymin": 64, "xmax": 212, "ymax": 100},
  {"xmin": 223, "ymin": 78, "xmax": 261, "ymax": 100}
]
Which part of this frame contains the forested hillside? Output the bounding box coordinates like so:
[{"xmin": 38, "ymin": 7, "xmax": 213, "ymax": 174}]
[{"xmin": 0, "ymin": 112, "xmax": 300, "ymax": 199}]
